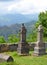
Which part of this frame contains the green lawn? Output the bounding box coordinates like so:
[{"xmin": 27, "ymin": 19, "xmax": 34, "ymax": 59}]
[{"xmin": 0, "ymin": 51, "xmax": 47, "ymax": 65}]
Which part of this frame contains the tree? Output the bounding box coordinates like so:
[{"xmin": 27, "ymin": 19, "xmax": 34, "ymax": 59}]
[
  {"xmin": 0, "ymin": 36, "xmax": 6, "ymax": 43},
  {"xmin": 28, "ymin": 11, "xmax": 47, "ymax": 42},
  {"xmin": 8, "ymin": 34, "xmax": 19, "ymax": 43},
  {"xmin": 35, "ymin": 11, "xmax": 47, "ymax": 37}
]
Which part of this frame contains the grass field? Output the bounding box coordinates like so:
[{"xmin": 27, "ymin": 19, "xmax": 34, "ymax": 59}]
[{"xmin": 0, "ymin": 51, "xmax": 47, "ymax": 65}]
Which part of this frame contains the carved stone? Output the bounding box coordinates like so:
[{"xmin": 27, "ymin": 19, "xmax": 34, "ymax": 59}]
[
  {"xmin": 0, "ymin": 54, "xmax": 14, "ymax": 62},
  {"xmin": 17, "ymin": 23, "xmax": 29, "ymax": 55},
  {"xmin": 33, "ymin": 25, "xmax": 46, "ymax": 56}
]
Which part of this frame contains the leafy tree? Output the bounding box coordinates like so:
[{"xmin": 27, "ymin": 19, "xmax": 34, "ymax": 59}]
[
  {"xmin": 35, "ymin": 11, "xmax": 47, "ymax": 37},
  {"xmin": 27, "ymin": 11, "xmax": 47, "ymax": 42},
  {"xmin": 8, "ymin": 34, "xmax": 19, "ymax": 43},
  {"xmin": 0, "ymin": 36, "xmax": 6, "ymax": 43}
]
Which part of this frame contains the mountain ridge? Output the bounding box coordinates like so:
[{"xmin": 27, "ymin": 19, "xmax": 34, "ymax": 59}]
[
  {"xmin": 0, "ymin": 21, "xmax": 36, "ymax": 41},
  {"xmin": 0, "ymin": 13, "xmax": 38, "ymax": 41},
  {"xmin": 0, "ymin": 13, "xmax": 38, "ymax": 26}
]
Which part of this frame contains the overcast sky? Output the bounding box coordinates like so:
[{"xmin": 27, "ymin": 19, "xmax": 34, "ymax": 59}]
[{"xmin": 0, "ymin": 0, "xmax": 47, "ymax": 15}]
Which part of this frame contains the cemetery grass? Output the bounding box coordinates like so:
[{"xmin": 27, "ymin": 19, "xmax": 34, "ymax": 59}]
[{"xmin": 0, "ymin": 51, "xmax": 47, "ymax": 65}]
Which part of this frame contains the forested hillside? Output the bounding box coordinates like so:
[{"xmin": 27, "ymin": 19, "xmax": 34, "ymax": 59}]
[{"xmin": 0, "ymin": 20, "xmax": 36, "ymax": 41}]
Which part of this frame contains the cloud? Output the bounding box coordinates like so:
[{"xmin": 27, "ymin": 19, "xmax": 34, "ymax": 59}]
[
  {"xmin": 0, "ymin": 0, "xmax": 13, "ymax": 1},
  {"xmin": 0, "ymin": 0, "xmax": 47, "ymax": 14}
]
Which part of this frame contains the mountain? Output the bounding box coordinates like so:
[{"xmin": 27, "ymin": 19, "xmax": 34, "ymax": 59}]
[
  {"xmin": 0, "ymin": 21, "xmax": 36, "ymax": 41},
  {"xmin": 0, "ymin": 13, "xmax": 38, "ymax": 26},
  {"xmin": 0, "ymin": 13, "xmax": 38, "ymax": 41}
]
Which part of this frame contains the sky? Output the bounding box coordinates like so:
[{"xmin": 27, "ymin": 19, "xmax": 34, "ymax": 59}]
[{"xmin": 0, "ymin": 0, "xmax": 47, "ymax": 15}]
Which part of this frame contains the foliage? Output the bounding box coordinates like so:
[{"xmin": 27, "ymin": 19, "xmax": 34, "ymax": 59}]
[
  {"xmin": 8, "ymin": 34, "xmax": 20, "ymax": 43},
  {"xmin": 27, "ymin": 30, "xmax": 37, "ymax": 42},
  {"xmin": 0, "ymin": 36, "xmax": 6, "ymax": 43},
  {"xmin": 27, "ymin": 24, "xmax": 37, "ymax": 42},
  {"xmin": 35, "ymin": 11, "xmax": 47, "ymax": 37},
  {"xmin": 27, "ymin": 11, "xmax": 47, "ymax": 42}
]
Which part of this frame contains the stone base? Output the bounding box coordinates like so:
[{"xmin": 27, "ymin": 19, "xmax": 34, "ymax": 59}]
[
  {"xmin": 17, "ymin": 42, "xmax": 29, "ymax": 56},
  {"xmin": 33, "ymin": 47, "xmax": 46, "ymax": 56},
  {"xmin": 33, "ymin": 53, "xmax": 46, "ymax": 56},
  {"xmin": 17, "ymin": 53, "xmax": 29, "ymax": 56}
]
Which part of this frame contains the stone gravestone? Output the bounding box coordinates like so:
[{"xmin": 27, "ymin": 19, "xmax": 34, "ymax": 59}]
[
  {"xmin": 0, "ymin": 54, "xmax": 14, "ymax": 62},
  {"xmin": 17, "ymin": 23, "xmax": 29, "ymax": 55},
  {"xmin": 33, "ymin": 25, "xmax": 46, "ymax": 56}
]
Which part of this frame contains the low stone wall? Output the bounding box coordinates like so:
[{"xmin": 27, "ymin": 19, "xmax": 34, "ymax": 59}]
[
  {"xmin": 28, "ymin": 42, "xmax": 35, "ymax": 51},
  {"xmin": 0, "ymin": 43, "xmax": 34, "ymax": 52},
  {"xmin": 0, "ymin": 44, "xmax": 9, "ymax": 52},
  {"xmin": 8, "ymin": 44, "xmax": 18, "ymax": 51},
  {"xmin": 0, "ymin": 42, "xmax": 47, "ymax": 52},
  {"xmin": 0, "ymin": 43, "xmax": 18, "ymax": 52}
]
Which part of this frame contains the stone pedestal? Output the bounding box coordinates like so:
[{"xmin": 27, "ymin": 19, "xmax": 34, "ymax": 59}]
[
  {"xmin": 17, "ymin": 42, "xmax": 29, "ymax": 55},
  {"xmin": 33, "ymin": 25, "xmax": 46, "ymax": 56},
  {"xmin": 17, "ymin": 23, "xmax": 29, "ymax": 55}
]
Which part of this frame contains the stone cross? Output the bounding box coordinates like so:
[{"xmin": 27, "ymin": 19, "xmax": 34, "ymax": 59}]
[
  {"xmin": 17, "ymin": 23, "xmax": 29, "ymax": 55},
  {"xmin": 33, "ymin": 25, "xmax": 46, "ymax": 56},
  {"xmin": 20, "ymin": 23, "xmax": 26, "ymax": 42},
  {"xmin": 37, "ymin": 25, "xmax": 43, "ymax": 43}
]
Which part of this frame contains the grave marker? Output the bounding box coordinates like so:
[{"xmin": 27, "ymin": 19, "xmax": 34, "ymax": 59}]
[
  {"xmin": 17, "ymin": 23, "xmax": 29, "ymax": 55},
  {"xmin": 33, "ymin": 25, "xmax": 46, "ymax": 56}
]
